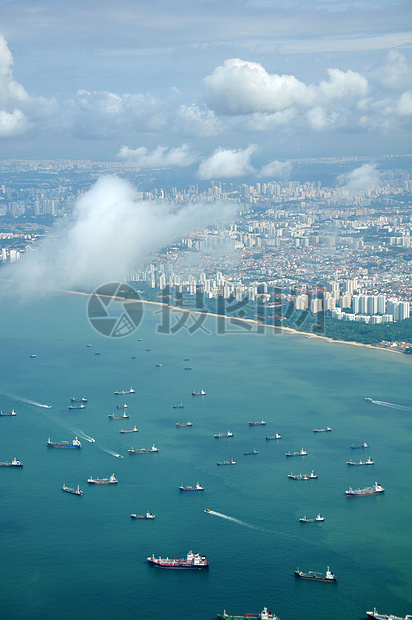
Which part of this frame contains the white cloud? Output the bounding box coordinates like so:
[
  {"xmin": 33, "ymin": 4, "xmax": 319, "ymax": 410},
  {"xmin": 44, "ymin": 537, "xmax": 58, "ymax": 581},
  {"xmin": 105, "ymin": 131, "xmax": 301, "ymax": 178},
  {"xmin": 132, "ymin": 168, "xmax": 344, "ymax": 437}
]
[
  {"xmin": 173, "ymin": 104, "xmax": 221, "ymax": 137},
  {"xmin": 397, "ymin": 90, "xmax": 412, "ymax": 116},
  {"xmin": 7, "ymin": 175, "xmax": 238, "ymax": 292},
  {"xmin": 197, "ymin": 144, "xmax": 258, "ymax": 180},
  {"xmin": 258, "ymin": 160, "xmax": 292, "ymax": 180},
  {"xmin": 339, "ymin": 163, "xmax": 381, "ymax": 190},
  {"xmin": 306, "ymin": 106, "xmax": 339, "ymax": 130},
  {"xmin": 118, "ymin": 143, "xmax": 197, "ymax": 168},
  {"xmin": 0, "ymin": 109, "xmax": 28, "ymax": 137}
]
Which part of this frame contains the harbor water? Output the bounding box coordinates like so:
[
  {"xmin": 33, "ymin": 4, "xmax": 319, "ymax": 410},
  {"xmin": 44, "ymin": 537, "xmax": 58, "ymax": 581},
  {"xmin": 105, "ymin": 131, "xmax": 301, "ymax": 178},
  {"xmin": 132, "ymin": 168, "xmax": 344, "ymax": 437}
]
[{"xmin": 0, "ymin": 290, "xmax": 411, "ymax": 620}]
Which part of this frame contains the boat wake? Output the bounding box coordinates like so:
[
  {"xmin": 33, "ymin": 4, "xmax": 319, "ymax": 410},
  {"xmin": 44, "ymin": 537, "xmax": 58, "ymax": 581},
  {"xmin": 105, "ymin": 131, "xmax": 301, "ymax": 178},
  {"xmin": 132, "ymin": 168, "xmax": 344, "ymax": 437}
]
[
  {"xmin": 100, "ymin": 446, "xmax": 123, "ymax": 458},
  {"xmin": 205, "ymin": 510, "xmax": 264, "ymax": 531},
  {"xmin": 367, "ymin": 398, "xmax": 411, "ymax": 411},
  {"xmin": 0, "ymin": 391, "xmax": 52, "ymax": 408},
  {"xmin": 69, "ymin": 427, "xmax": 96, "ymax": 443}
]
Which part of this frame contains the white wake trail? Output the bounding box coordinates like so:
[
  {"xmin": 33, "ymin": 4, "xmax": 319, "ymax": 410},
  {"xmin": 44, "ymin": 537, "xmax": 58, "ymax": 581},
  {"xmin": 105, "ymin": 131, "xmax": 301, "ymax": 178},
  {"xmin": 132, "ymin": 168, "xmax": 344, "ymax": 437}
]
[
  {"xmin": 205, "ymin": 510, "xmax": 263, "ymax": 531},
  {"xmin": 0, "ymin": 391, "xmax": 52, "ymax": 408},
  {"xmin": 368, "ymin": 399, "xmax": 411, "ymax": 411},
  {"xmin": 100, "ymin": 446, "xmax": 123, "ymax": 458}
]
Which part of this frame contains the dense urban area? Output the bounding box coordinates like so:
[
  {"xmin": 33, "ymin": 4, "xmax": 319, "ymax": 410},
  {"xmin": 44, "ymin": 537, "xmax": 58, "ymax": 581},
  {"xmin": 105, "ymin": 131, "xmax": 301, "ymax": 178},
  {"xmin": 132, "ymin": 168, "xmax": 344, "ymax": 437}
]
[{"xmin": 1, "ymin": 157, "xmax": 412, "ymax": 350}]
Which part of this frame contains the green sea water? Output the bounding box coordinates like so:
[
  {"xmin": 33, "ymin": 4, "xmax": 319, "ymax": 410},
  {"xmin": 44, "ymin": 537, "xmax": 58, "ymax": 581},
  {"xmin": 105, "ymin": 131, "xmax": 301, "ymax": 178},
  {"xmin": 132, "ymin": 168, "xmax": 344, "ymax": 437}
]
[{"xmin": 0, "ymin": 290, "xmax": 411, "ymax": 620}]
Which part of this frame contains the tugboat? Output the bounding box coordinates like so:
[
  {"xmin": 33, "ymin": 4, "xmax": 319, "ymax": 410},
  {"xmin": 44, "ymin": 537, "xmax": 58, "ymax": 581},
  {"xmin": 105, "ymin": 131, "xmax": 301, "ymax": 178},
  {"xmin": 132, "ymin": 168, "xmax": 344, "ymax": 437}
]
[
  {"xmin": 217, "ymin": 459, "xmax": 236, "ymax": 466},
  {"xmin": 87, "ymin": 474, "xmax": 118, "ymax": 484},
  {"xmin": 249, "ymin": 420, "xmax": 266, "ymax": 426},
  {"xmin": 62, "ymin": 484, "xmax": 84, "ymax": 496},
  {"xmin": 192, "ymin": 390, "xmax": 206, "ymax": 396},
  {"xmin": 128, "ymin": 444, "xmax": 159, "ymax": 454},
  {"xmin": 131, "ymin": 511, "xmax": 155, "ymax": 519},
  {"xmin": 351, "ymin": 442, "xmax": 369, "ymax": 449},
  {"xmin": 47, "ymin": 437, "xmax": 82, "ymax": 449},
  {"xmin": 346, "ymin": 482, "xmax": 385, "ymax": 496},
  {"xmin": 299, "ymin": 514, "xmax": 325, "ymax": 523},
  {"xmin": 347, "ymin": 456, "xmax": 374, "ymax": 466},
  {"xmin": 0, "ymin": 409, "xmax": 17, "ymax": 416},
  {"xmin": 175, "ymin": 421, "xmax": 193, "ymax": 427},
  {"xmin": 0, "ymin": 457, "xmax": 23, "ymax": 467},
  {"xmin": 366, "ymin": 608, "xmax": 412, "ymax": 619},
  {"xmin": 108, "ymin": 412, "xmax": 129, "ymax": 419},
  {"xmin": 217, "ymin": 607, "xmax": 280, "ymax": 619},
  {"xmin": 147, "ymin": 551, "xmax": 209, "ymax": 569},
  {"xmin": 179, "ymin": 482, "xmax": 204, "ymax": 491},
  {"xmin": 214, "ymin": 431, "xmax": 234, "ymax": 438},
  {"xmin": 294, "ymin": 566, "xmax": 336, "ymax": 582},
  {"xmin": 119, "ymin": 426, "xmax": 139, "ymax": 433},
  {"xmin": 286, "ymin": 448, "xmax": 307, "ymax": 457},
  {"xmin": 266, "ymin": 434, "xmax": 281, "ymax": 440},
  {"xmin": 114, "ymin": 388, "xmax": 135, "ymax": 395}
]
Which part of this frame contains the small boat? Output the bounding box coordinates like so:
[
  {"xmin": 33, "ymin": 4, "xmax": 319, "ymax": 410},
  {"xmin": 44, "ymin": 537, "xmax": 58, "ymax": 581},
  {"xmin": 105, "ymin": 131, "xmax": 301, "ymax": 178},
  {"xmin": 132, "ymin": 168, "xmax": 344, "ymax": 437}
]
[
  {"xmin": 108, "ymin": 412, "xmax": 129, "ymax": 419},
  {"xmin": 204, "ymin": 508, "xmax": 211, "ymax": 513},
  {"xmin": 47, "ymin": 437, "xmax": 82, "ymax": 449},
  {"xmin": 30, "ymin": 354, "xmax": 37, "ymax": 358},
  {"xmin": 0, "ymin": 409, "xmax": 17, "ymax": 416},
  {"xmin": 351, "ymin": 442, "xmax": 369, "ymax": 449},
  {"xmin": 173, "ymin": 404, "xmax": 184, "ymax": 409},
  {"xmin": 192, "ymin": 390, "xmax": 206, "ymax": 396},
  {"xmin": 364, "ymin": 397, "xmax": 374, "ymax": 403},
  {"xmin": 155, "ymin": 363, "xmax": 162, "ymax": 367},
  {"xmin": 119, "ymin": 426, "xmax": 139, "ymax": 433},
  {"xmin": 313, "ymin": 427, "xmax": 332, "ymax": 432},
  {"xmin": 131, "ymin": 512, "xmax": 155, "ymax": 519},
  {"xmin": 147, "ymin": 551, "xmax": 209, "ymax": 569},
  {"xmin": 117, "ymin": 403, "xmax": 128, "ymax": 409},
  {"xmin": 179, "ymin": 482, "xmax": 204, "ymax": 491},
  {"xmin": 217, "ymin": 607, "xmax": 280, "ymax": 619},
  {"xmin": 286, "ymin": 448, "xmax": 307, "ymax": 457},
  {"xmin": 71, "ymin": 397, "xmax": 87, "ymax": 403},
  {"xmin": 175, "ymin": 422, "xmax": 193, "ymax": 427},
  {"xmin": 346, "ymin": 482, "xmax": 385, "ymax": 496},
  {"xmin": 0, "ymin": 457, "xmax": 23, "ymax": 467},
  {"xmin": 95, "ymin": 352, "xmax": 101, "ymax": 355},
  {"xmin": 366, "ymin": 608, "xmax": 412, "ymax": 619},
  {"xmin": 128, "ymin": 444, "xmax": 159, "ymax": 454},
  {"xmin": 217, "ymin": 459, "xmax": 236, "ymax": 466},
  {"xmin": 86, "ymin": 344, "xmax": 92, "ymax": 347},
  {"xmin": 248, "ymin": 420, "xmax": 266, "ymax": 426},
  {"xmin": 68, "ymin": 404, "xmax": 85, "ymax": 410},
  {"xmin": 62, "ymin": 484, "xmax": 83, "ymax": 496},
  {"xmin": 300, "ymin": 514, "xmax": 325, "ymax": 523},
  {"xmin": 137, "ymin": 338, "xmax": 143, "ymax": 341},
  {"xmin": 184, "ymin": 367, "xmax": 192, "ymax": 370},
  {"xmin": 114, "ymin": 388, "xmax": 135, "ymax": 395},
  {"xmin": 294, "ymin": 566, "xmax": 336, "ymax": 582},
  {"xmin": 87, "ymin": 474, "xmax": 118, "ymax": 484},
  {"xmin": 266, "ymin": 434, "xmax": 281, "ymax": 440},
  {"xmin": 347, "ymin": 456, "xmax": 375, "ymax": 466},
  {"xmin": 244, "ymin": 449, "xmax": 258, "ymax": 455},
  {"xmin": 214, "ymin": 431, "xmax": 234, "ymax": 438}
]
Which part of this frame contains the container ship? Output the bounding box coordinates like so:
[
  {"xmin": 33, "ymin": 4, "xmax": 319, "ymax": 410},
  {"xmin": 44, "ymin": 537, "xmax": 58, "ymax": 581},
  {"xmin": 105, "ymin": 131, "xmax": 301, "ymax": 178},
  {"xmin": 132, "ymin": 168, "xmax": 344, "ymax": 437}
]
[
  {"xmin": 47, "ymin": 437, "xmax": 82, "ymax": 448},
  {"xmin": 346, "ymin": 482, "xmax": 385, "ymax": 496},
  {"xmin": 147, "ymin": 551, "xmax": 209, "ymax": 569}
]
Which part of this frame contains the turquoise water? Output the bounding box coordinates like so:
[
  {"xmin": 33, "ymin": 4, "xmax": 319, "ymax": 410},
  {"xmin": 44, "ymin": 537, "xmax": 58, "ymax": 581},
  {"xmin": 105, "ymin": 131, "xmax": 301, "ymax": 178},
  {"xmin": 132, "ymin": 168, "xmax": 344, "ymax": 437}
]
[{"xmin": 0, "ymin": 290, "xmax": 411, "ymax": 620}]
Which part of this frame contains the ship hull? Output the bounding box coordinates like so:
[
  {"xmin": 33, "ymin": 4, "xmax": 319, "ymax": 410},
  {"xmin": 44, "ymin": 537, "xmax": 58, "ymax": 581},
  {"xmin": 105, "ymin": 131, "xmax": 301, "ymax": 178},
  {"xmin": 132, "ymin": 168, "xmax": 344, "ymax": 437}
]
[
  {"xmin": 294, "ymin": 571, "xmax": 336, "ymax": 582},
  {"xmin": 147, "ymin": 559, "xmax": 208, "ymax": 569}
]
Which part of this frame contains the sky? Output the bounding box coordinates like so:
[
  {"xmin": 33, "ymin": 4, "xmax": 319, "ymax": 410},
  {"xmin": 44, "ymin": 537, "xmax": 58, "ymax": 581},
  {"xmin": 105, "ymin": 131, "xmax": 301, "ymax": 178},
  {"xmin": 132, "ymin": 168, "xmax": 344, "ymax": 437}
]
[{"xmin": 0, "ymin": 0, "xmax": 412, "ymax": 177}]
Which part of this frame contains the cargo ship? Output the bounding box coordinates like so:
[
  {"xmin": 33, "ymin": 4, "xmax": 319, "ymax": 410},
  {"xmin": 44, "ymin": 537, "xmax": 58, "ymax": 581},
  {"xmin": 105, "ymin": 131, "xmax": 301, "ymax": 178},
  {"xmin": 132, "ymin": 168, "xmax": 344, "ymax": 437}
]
[
  {"xmin": 366, "ymin": 608, "xmax": 412, "ymax": 619},
  {"xmin": 179, "ymin": 482, "xmax": 204, "ymax": 491},
  {"xmin": 0, "ymin": 457, "xmax": 23, "ymax": 467},
  {"xmin": 244, "ymin": 449, "xmax": 259, "ymax": 455},
  {"xmin": 71, "ymin": 397, "xmax": 87, "ymax": 403},
  {"xmin": 217, "ymin": 459, "xmax": 236, "ymax": 466},
  {"xmin": 346, "ymin": 482, "xmax": 385, "ymax": 496},
  {"xmin": 68, "ymin": 404, "xmax": 85, "ymax": 410},
  {"xmin": 217, "ymin": 607, "xmax": 280, "ymax": 619},
  {"xmin": 214, "ymin": 431, "xmax": 233, "ymax": 438},
  {"xmin": 288, "ymin": 470, "xmax": 317, "ymax": 480},
  {"xmin": 119, "ymin": 426, "xmax": 139, "ymax": 433},
  {"xmin": 351, "ymin": 442, "xmax": 369, "ymax": 449},
  {"xmin": 299, "ymin": 514, "xmax": 325, "ymax": 523},
  {"xmin": 128, "ymin": 444, "xmax": 159, "ymax": 454},
  {"xmin": 192, "ymin": 390, "xmax": 206, "ymax": 396},
  {"xmin": 108, "ymin": 412, "xmax": 129, "ymax": 419},
  {"xmin": 47, "ymin": 437, "xmax": 82, "ymax": 448},
  {"xmin": 117, "ymin": 403, "xmax": 128, "ymax": 409},
  {"xmin": 249, "ymin": 420, "xmax": 266, "ymax": 426},
  {"xmin": 173, "ymin": 404, "xmax": 184, "ymax": 409},
  {"xmin": 266, "ymin": 434, "xmax": 281, "ymax": 440},
  {"xmin": 175, "ymin": 422, "xmax": 193, "ymax": 427},
  {"xmin": 0, "ymin": 409, "xmax": 17, "ymax": 416},
  {"xmin": 313, "ymin": 427, "xmax": 332, "ymax": 432},
  {"xmin": 286, "ymin": 448, "xmax": 307, "ymax": 457},
  {"xmin": 87, "ymin": 474, "xmax": 118, "ymax": 484},
  {"xmin": 347, "ymin": 456, "xmax": 374, "ymax": 466},
  {"xmin": 62, "ymin": 484, "xmax": 83, "ymax": 496},
  {"xmin": 114, "ymin": 388, "xmax": 135, "ymax": 395},
  {"xmin": 147, "ymin": 551, "xmax": 209, "ymax": 569},
  {"xmin": 131, "ymin": 512, "xmax": 155, "ymax": 519},
  {"xmin": 294, "ymin": 566, "xmax": 336, "ymax": 582}
]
